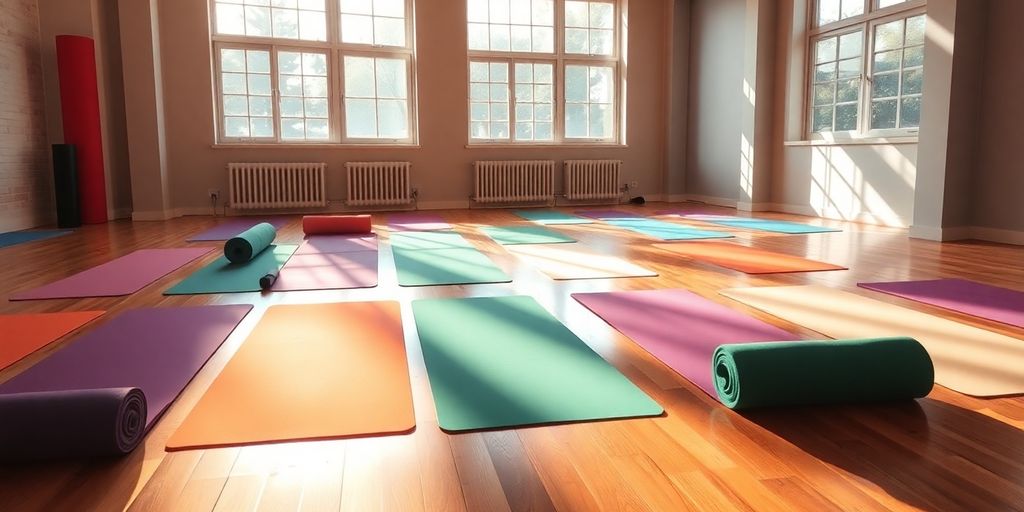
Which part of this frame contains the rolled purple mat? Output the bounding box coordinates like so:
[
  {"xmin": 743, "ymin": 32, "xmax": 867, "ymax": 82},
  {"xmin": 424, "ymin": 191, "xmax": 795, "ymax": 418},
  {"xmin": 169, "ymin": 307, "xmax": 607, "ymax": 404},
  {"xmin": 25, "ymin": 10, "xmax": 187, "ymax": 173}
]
[{"xmin": 0, "ymin": 387, "xmax": 146, "ymax": 463}]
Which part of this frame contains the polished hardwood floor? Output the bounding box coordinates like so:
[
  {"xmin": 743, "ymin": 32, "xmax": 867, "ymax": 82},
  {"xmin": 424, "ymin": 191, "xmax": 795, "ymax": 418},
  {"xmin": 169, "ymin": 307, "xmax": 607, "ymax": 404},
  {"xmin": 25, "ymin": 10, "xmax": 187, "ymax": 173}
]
[{"xmin": 1, "ymin": 202, "xmax": 1023, "ymax": 512}]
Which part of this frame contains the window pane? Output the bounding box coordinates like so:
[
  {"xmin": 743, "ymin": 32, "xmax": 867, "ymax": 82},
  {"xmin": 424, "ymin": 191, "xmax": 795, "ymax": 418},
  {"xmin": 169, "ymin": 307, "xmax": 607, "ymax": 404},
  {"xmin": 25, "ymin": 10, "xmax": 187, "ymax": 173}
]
[
  {"xmin": 341, "ymin": 0, "xmax": 407, "ymax": 46},
  {"xmin": 875, "ymin": 20, "xmax": 904, "ymax": 51},
  {"xmin": 835, "ymin": 103, "xmax": 858, "ymax": 131},
  {"xmin": 346, "ymin": 98, "xmax": 378, "ymax": 137},
  {"xmin": 376, "ymin": 58, "xmax": 408, "ymax": 98},
  {"xmin": 220, "ymin": 49, "xmax": 273, "ymax": 140},
  {"xmin": 564, "ymin": 1, "xmax": 615, "ymax": 55},
  {"xmin": 565, "ymin": 64, "xmax": 614, "ymax": 139},
  {"xmin": 468, "ymin": 0, "xmax": 553, "ymax": 53},
  {"xmin": 809, "ymin": 30, "xmax": 862, "ymax": 134},
  {"xmin": 872, "ymin": 72, "xmax": 899, "ymax": 98},
  {"xmin": 224, "ymin": 95, "xmax": 248, "ymax": 116},
  {"xmin": 871, "ymin": 99, "xmax": 898, "ymax": 129},
  {"xmin": 812, "ymin": 106, "xmax": 833, "ymax": 132},
  {"xmin": 469, "ymin": 60, "xmax": 510, "ymax": 139},
  {"xmin": 279, "ymin": 50, "xmax": 329, "ymax": 140},
  {"xmin": 345, "ymin": 56, "xmax": 376, "ymax": 97},
  {"xmin": 341, "ymin": 14, "xmax": 374, "ymax": 44},
  {"xmin": 838, "ymin": 31, "xmax": 862, "ymax": 59},
  {"xmin": 215, "ymin": 0, "xmax": 326, "ymax": 41},
  {"xmin": 815, "ymin": 37, "xmax": 837, "ymax": 64},
  {"xmin": 906, "ymin": 15, "xmax": 926, "ymax": 46},
  {"xmin": 815, "ymin": 62, "xmax": 836, "ymax": 83},
  {"xmin": 513, "ymin": 62, "xmax": 553, "ymax": 141},
  {"xmin": 216, "ymin": 4, "xmax": 246, "ymax": 35},
  {"xmin": 836, "ymin": 78, "xmax": 860, "ymax": 102},
  {"xmin": 378, "ymin": 99, "xmax": 408, "ymax": 138},
  {"xmin": 870, "ymin": 14, "xmax": 927, "ymax": 130},
  {"xmin": 345, "ymin": 56, "xmax": 409, "ymax": 139},
  {"xmin": 817, "ymin": 0, "xmax": 840, "ymax": 26},
  {"xmin": 878, "ymin": 0, "xmax": 910, "ymax": 8},
  {"xmin": 900, "ymin": 96, "xmax": 921, "ymax": 128}
]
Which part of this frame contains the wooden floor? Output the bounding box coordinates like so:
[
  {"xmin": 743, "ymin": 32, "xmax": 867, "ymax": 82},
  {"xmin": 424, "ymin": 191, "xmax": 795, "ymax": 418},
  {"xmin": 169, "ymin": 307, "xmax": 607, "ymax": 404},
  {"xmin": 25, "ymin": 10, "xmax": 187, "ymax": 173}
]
[{"xmin": 2, "ymin": 202, "xmax": 1023, "ymax": 512}]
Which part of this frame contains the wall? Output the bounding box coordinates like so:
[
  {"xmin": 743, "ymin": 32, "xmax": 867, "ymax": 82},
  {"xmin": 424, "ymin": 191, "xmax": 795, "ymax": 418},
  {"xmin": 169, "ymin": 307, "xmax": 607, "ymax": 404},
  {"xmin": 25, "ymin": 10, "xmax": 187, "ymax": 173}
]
[
  {"xmin": 663, "ymin": 0, "xmax": 690, "ymax": 200},
  {"xmin": 0, "ymin": 0, "xmax": 51, "ymax": 232},
  {"xmin": 147, "ymin": 0, "xmax": 671, "ymax": 214}
]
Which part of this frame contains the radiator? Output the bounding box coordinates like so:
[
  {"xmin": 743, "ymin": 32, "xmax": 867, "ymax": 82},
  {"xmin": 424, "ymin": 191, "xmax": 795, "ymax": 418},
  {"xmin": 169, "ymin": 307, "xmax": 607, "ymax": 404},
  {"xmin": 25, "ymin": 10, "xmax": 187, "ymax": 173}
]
[
  {"xmin": 473, "ymin": 160, "xmax": 555, "ymax": 203},
  {"xmin": 228, "ymin": 162, "xmax": 327, "ymax": 209},
  {"xmin": 564, "ymin": 160, "xmax": 622, "ymax": 200},
  {"xmin": 345, "ymin": 161, "xmax": 412, "ymax": 206}
]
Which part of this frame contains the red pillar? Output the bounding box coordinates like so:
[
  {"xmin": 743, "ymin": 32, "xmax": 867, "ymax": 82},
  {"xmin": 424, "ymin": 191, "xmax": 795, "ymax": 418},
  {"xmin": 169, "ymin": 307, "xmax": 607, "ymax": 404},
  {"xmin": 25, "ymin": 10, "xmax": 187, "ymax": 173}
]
[{"xmin": 55, "ymin": 35, "xmax": 108, "ymax": 224}]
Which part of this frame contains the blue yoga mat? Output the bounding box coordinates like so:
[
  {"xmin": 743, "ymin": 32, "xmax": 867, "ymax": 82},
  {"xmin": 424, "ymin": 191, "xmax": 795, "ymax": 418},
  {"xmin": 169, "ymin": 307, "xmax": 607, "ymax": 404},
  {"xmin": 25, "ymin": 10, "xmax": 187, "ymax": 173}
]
[
  {"xmin": 606, "ymin": 219, "xmax": 732, "ymax": 241},
  {"xmin": 689, "ymin": 216, "xmax": 840, "ymax": 234},
  {"xmin": 0, "ymin": 230, "xmax": 71, "ymax": 249}
]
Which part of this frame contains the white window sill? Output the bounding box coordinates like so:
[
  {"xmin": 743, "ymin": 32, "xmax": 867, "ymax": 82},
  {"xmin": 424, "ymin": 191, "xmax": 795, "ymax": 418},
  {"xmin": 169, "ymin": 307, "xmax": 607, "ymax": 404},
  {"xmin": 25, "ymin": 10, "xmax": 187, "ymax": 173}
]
[
  {"xmin": 784, "ymin": 137, "xmax": 918, "ymax": 147},
  {"xmin": 212, "ymin": 143, "xmax": 421, "ymax": 149},
  {"xmin": 466, "ymin": 143, "xmax": 628, "ymax": 149}
]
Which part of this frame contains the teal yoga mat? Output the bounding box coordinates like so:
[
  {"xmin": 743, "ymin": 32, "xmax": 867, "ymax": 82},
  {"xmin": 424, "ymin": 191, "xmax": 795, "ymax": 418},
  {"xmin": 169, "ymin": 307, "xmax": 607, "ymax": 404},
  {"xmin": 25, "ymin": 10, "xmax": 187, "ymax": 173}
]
[
  {"xmin": 606, "ymin": 219, "xmax": 733, "ymax": 241},
  {"xmin": 165, "ymin": 245, "xmax": 297, "ymax": 295},
  {"xmin": 514, "ymin": 210, "xmax": 593, "ymax": 225},
  {"xmin": 480, "ymin": 226, "xmax": 576, "ymax": 245},
  {"xmin": 391, "ymin": 232, "xmax": 510, "ymax": 286},
  {"xmin": 224, "ymin": 222, "xmax": 276, "ymax": 263},
  {"xmin": 413, "ymin": 296, "xmax": 663, "ymax": 431},
  {"xmin": 0, "ymin": 230, "xmax": 71, "ymax": 249},
  {"xmin": 690, "ymin": 216, "xmax": 840, "ymax": 234},
  {"xmin": 713, "ymin": 337, "xmax": 934, "ymax": 410}
]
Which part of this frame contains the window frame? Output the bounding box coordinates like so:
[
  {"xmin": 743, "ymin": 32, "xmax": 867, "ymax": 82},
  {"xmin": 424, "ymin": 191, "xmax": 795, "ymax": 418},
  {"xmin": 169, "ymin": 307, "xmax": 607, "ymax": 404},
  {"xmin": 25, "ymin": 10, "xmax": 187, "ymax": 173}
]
[
  {"xmin": 466, "ymin": 0, "xmax": 623, "ymax": 146},
  {"xmin": 805, "ymin": 0, "xmax": 926, "ymax": 140},
  {"xmin": 208, "ymin": 0, "xmax": 418, "ymax": 145}
]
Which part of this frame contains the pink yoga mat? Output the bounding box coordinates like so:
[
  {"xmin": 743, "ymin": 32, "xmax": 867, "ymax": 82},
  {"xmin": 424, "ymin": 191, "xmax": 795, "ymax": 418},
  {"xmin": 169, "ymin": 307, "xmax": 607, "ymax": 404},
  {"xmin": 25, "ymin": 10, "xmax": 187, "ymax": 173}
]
[
  {"xmin": 573, "ymin": 289, "xmax": 799, "ymax": 396},
  {"xmin": 294, "ymin": 235, "xmax": 378, "ymax": 255},
  {"xmin": 10, "ymin": 248, "xmax": 211, "ymax": 300},
  {"xmin": 187, "ymin": 218, "xmax": 290, "ymax": 241},
  {"xmin": 387, "ymin": 213, "xmax": 451, "ymax": 231},
  {"xmin": 0, "ymin": 305, "xmax": 252, "ymax": 427},
  {"xmin": 272, "ymin": 236, "xmax": 378, "ymax": 291},
  {"xmin": 859, "ymin": 279, "xmax": 1024, "ymax": 330}
]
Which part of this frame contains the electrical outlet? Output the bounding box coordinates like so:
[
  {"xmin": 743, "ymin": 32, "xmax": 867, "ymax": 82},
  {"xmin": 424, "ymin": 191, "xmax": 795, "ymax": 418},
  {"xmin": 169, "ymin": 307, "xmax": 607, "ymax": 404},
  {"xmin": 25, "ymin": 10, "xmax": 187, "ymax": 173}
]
[
  {"xmin": 630, "ymin": 181, "xmax": 638, "ymax": 190},
  {"xmin": 208, "ymin": 189, "xmax": 221, "ymax": 200}
]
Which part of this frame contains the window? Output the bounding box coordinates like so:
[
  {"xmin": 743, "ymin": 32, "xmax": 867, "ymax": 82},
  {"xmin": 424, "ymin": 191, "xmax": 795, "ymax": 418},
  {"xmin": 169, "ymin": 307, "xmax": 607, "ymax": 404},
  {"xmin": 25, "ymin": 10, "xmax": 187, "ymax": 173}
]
[
  {"xmin": 467, "ymin": 0, "xmax": 621, "ymax": 145},
  {"xmin": 807, "ymin": 0, "xmax": 924, "ymax": 138},
  {"xmin": 210, "ymin": 0, "xmax": 416, "ymax": 144}
]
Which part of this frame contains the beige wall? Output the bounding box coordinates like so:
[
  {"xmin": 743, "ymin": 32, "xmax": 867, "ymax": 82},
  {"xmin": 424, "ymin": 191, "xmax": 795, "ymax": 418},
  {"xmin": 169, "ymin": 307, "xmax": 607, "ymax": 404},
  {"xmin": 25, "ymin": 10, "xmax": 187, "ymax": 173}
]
[
  {"xmin": 0, "ymin": 0, "xmax": 52, "ymax": 232},
  {"xmin": 147, "ymin": 0, "xmax": 671, "ymax": 214}
]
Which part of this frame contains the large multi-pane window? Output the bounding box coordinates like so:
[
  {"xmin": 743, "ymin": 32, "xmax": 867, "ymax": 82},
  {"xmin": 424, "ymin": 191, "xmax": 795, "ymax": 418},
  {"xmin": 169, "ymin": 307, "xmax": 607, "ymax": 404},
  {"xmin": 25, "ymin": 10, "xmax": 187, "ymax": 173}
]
[
  {"xmin": 807, "ymin": 0, "xmax": 925, "ymax": 137},
  {"xmin": 467, "ymin": 0, "xmax": 621, "ymax": 144},
  {"xmin": 211, "ymin": 0, "xmax": 416, "ymax": 144}
]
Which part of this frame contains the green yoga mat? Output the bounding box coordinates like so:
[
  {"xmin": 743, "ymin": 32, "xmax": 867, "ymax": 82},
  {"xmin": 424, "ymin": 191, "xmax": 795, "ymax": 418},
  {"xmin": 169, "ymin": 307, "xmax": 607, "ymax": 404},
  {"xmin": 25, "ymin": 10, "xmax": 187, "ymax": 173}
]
[
  {"xmin": 514, "ymin": 210, "xmax": 592, "ymax": 225},
  {"xmin": 391, "ymin": 232, "xmax": 510, "ymax": 286},
  {"xmin": 165, "ymin": 245, "xmax": 297, "ymax": 295},
  {"xmin": 480, "ymin": 226, "xmax": 576, "ymax": 245},
  {"xmin": 713, "ymin": 337, "xmax": 934, "ymax": 410},
  {"xmin": 224, "ymin": 222, "xmax": 276, "ymax": 263},
  {"xmin": 413, "ymin": 296, "xmax": 663, "ymax": 431}
]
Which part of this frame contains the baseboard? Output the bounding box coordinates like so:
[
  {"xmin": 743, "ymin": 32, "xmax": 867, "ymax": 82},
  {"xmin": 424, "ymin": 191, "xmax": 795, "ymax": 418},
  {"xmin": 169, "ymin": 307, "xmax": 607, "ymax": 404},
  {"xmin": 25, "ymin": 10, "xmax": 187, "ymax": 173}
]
[
  {"xmin": 967, "ymin": 226, "xmax": 1024, "ymax": 245},
  {"xmin": 769, "ymin": 202, "xmax": 909, "ymax": 228},
  {"xmin": 665, "ymin": 194, "xmax": 690, "ymax": 203},
  {"xmin": 682, "ymin": 194, "xmax": 738, "ymax": 208},
  {"xmin": 132, "ymin": 209, "xmax": 179, "ymax": 221},
  {"xmin": 736, "ymin": 201, "xmax": 773, "ymax": 212}
]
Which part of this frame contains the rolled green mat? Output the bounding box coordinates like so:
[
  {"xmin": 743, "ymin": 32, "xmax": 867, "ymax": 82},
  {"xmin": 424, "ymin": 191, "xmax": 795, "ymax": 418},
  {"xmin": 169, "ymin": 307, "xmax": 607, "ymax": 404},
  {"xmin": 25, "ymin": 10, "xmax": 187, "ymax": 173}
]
[
  {"xmin": 259, "ymin": 271, "xmax": 278, "ymax": 290},
  {"xmin": 224, "ymin": 222, "xmax": 276, "ymax": 264},
  {"xmin": 713, "ymin": 337, "xmax": 934, "ymax": 410}
]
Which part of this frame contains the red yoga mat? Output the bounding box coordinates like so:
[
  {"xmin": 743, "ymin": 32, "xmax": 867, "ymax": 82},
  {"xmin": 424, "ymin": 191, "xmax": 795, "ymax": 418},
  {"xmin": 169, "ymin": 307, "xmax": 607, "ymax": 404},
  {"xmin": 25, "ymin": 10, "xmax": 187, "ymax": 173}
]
[
  {"xmin": 56, "ymin": 35, "xmax": 107, "ymax": 224},
  {"xmin": 302, "ymin": 215, "xmax": 372, "ymax": 235}
]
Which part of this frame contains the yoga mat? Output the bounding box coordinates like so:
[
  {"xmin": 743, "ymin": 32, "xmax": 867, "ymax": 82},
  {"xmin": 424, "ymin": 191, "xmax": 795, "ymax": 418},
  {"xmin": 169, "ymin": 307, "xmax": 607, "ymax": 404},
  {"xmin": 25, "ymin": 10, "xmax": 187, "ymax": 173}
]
[
  {"xmin": 0, "ymin": 311, "xmax": 105, "ymax": 371},
  {"xmin": 653, "ymin": 241, "xmax": 847, "ymax": 274},
  {"xmin": 412, "ymin": 296, "xmax": 663, "ymax": 431},
  {"xmin": 388, "ymin": 213, "xmax": 452, "ymax": 231},
  {"xmin": 11, "ymin": 248, "xmax": 211, "ymax": 300},
  {"xmin": 224, "ymin": 222, "xmax": 276, "ymax": 263},
  {"xmin": 480, "ymin": 226, "xmax": 576, "ymax": 245},
  {"xmin": 713, "ymin": 337, "xmax": 934, "ymax": 410},
  {"xmin": 686, "ymin": 215, "xmax": 840, "ymax": 234},
  {"xmin": 514, "ymin": 210, "xmax": 592, "ymax": 225},
  {"xmin": 0, "ymin": 388, "xmax": 146, "ymax": 462},
  {"xmin": 858, "ymin": 279, "xmax": 1024, "ymax": 330},
  {"xmin": 507, "ymin": 244, "xmax": 657, "ymax": 280},
  {"xmin": 573, "ymin": 289, "xmax": 799, "ymax": 397},
  {"xmin": 0, "ymin": 230, "xmax": 72, "ymax": 249},
  {"xmin": 0, "ymin": 305, "xmax": 252, "ymax": 427},
  {"xmin": 607, "ymin": 219, "xmax": 733, "ymax": 241},
  {"xmin": 391, "ymin": 232, "xmax": 510, "ymax": 286},
  {"xmin": 187, "ymin": 218, "xmax": 289, "ymax": 241},
  {"xmin": 302, "ymin": 215, "xmax": 372, "ymax": 235},
  {"xmin": 167, "ymin": 302, "xmax": 414, "ymax": 450},
  {"xmin": 576, "ymin": 210, "xmax": 643, "ymax": 220},
  {"xmin": 721, "ymin": 285, "xmax": 1024, "ymax": 397},
  {"xmin": 164, "ymin": 245, "xmax": 297, "ymax": 295},
  {"xmin": 294, "ymin": 235, "xmax": 377, "ymax": 254},
  {"xmin": 272, "ymin": 252, "xmax": 378, "ymax": 291}
]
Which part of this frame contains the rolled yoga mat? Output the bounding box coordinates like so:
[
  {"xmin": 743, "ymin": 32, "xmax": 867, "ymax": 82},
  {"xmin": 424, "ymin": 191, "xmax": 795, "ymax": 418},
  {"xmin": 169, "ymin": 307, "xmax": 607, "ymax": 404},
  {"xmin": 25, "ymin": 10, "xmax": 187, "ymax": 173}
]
[
  {"xmin": 713, "ymin": 338, "xmax": 934, "ymax": 410},
  {"xmin": 653, "ymin": 241, "xmax": 846, "ymax": 274},
  {"xmin": 0, "ymin": 311, "xmax": 105, "ymax": 371},
  {"xmin": 0, "ymin": 387, "xmax": 146, "ymax": 462},
  {"xmin": 858, "ymin": 279, "xmax": 1024, "ymax": 330},
  {"xmin": 224, "ymin": 222, "xmax": 276, "ymax": 264},
  {"xmin": 302, "ymin": 215, "xmax": 372, "ymax": 235},
  {"xmin": 259, "ymin": 271, "xmax": 278, "ymax": 290}
]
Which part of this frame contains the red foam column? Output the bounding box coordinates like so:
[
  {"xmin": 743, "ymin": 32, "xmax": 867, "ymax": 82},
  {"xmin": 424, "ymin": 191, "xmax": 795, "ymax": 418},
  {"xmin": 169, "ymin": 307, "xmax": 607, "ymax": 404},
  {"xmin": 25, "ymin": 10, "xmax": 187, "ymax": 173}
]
[{"xmin": 56, "ymin": 35, "xmax": 108, "ymax": 224}]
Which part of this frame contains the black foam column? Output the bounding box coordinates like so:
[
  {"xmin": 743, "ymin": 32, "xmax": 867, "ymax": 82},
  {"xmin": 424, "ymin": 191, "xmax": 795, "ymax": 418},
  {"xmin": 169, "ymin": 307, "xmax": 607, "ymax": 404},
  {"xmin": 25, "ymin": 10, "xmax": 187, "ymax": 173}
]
[{"xmin": 51, "ymin": 144, "xmax": 81, "ymax": 228}]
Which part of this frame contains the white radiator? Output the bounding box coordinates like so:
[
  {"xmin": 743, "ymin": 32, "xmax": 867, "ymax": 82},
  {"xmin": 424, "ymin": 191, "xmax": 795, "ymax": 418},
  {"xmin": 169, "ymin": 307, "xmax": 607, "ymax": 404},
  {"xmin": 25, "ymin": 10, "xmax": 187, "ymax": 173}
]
[
  {"xmin": 345, "ymin": 161, "xmax": 412, "ymax": 206},
  {"xmin": 564, "ymin": 160, "xmax": 622, "ymax": 200},
  {"xmin": 229, "ymin": 162, "xmax": 327, "ymax": 209},
  {"xmin": 473, "ymin": 160, "xmax": 555, "ymax": 203}
]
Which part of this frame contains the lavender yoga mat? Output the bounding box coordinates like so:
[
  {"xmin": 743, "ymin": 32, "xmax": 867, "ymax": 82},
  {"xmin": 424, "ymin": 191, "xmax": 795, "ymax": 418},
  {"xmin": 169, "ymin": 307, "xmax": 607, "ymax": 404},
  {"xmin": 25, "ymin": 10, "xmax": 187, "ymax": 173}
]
[
  {"xmin": 188, "ymin": 218, "xmax": 290, "ymax": 241},
  {"xmin": 0, "ymin": 305, "xmax": 252, "ymax": 428},
  {"xmin": 387, "ymin": 213, "xmax": 452, "ymax": 231},
  {"xmin": 272, "ymin": 236, "xmax": 378, "ymax": 291},
  {"xmin": 10, "ymin": 248, "xmax": 211, "ymax": 300},
  {"xmin": 859, "ymin": 279, "xmax": 1024, "ymax": 330},
  {"xmin": 573, "ymin": 289, "xmax": 799, "ymax": 396}
]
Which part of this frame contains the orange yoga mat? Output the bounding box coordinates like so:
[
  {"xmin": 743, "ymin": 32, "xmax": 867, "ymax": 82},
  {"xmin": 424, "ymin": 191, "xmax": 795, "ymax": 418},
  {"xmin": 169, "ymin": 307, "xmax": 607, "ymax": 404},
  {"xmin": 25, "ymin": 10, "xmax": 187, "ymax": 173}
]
[
  {"xmin": 0, "ymin": 311, "xmax": 105, "ymax": 371},
  {"xmin": 302, "ymin": 215, "xmax": 372, "ymax": 235},
  {"xmin": 653, "ymin": 241, "xmax": 846, "ymax": 274},
  {"xmin": 166, "ymin": 302, "xmax": 414, "ymax": 450}
]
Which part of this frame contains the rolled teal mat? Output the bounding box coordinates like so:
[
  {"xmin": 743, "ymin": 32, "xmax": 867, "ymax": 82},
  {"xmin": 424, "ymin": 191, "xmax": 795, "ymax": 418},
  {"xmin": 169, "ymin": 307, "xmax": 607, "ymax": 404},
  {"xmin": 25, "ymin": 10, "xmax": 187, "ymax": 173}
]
[
  {"xmin": 713, "ymin": 337, "xmax": 934, "ymax": 410},
  {"xmin": 224, "ymin": 222, "xmax": 276, "ymax": 264}
]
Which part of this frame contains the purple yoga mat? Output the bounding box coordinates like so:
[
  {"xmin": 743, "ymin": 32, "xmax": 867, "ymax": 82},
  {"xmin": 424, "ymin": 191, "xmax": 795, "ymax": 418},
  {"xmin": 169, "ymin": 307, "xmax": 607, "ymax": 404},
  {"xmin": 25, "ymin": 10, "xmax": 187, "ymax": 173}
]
[
  {"xmin": 0, "ymin": 305, "xmax": 252, "ymax": 427},
  {"xmin": 859, "ymin": 279, "xmax": 1024, "ymax": 330},
  {"xmin": 573, "ymin": 289, "xmax": 799, "ymax": 396},
  {"xmin": 387, "ymin": 213, "xmax": 451, "ymax": 231},
  {"xmin": 187, "ymin": 218, "xmax": 290, "ymax": 241},
  {"xmin": 10, "ymin": 248, "xmax": 211, "ymax": 300},
  {"xmin": 576, "ymin": 210, "xmax": 643, "ymax": 220},
  {"xmin": 273, "ymin": 235, "xmax": 378, "ymax": 291},
  {"xmin": 294, "ymin": 235, "xmax": 378, "ymax": 255}
]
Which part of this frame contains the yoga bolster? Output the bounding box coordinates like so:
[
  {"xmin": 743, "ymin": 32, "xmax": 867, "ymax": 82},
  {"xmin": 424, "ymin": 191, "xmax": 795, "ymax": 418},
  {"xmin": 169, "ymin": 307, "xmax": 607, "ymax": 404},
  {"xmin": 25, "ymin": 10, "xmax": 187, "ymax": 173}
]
[
  {"xmin": 302, "ymin": 215, "xmax": 371, "ymax": 235},
  {"xmin": 259, "ymin": 271, "xmax": 278, "ymax": 290},
  {"xmin": 713, "ymin": 337, "xmax": 934, "ymax": 410},
  {"xmin": 224, "ymin": 222, "xmax": 276, "ymax": 264},
  {"xmin": 0, "ymin": 387, "xmax": 146, "ymax": 462}
]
